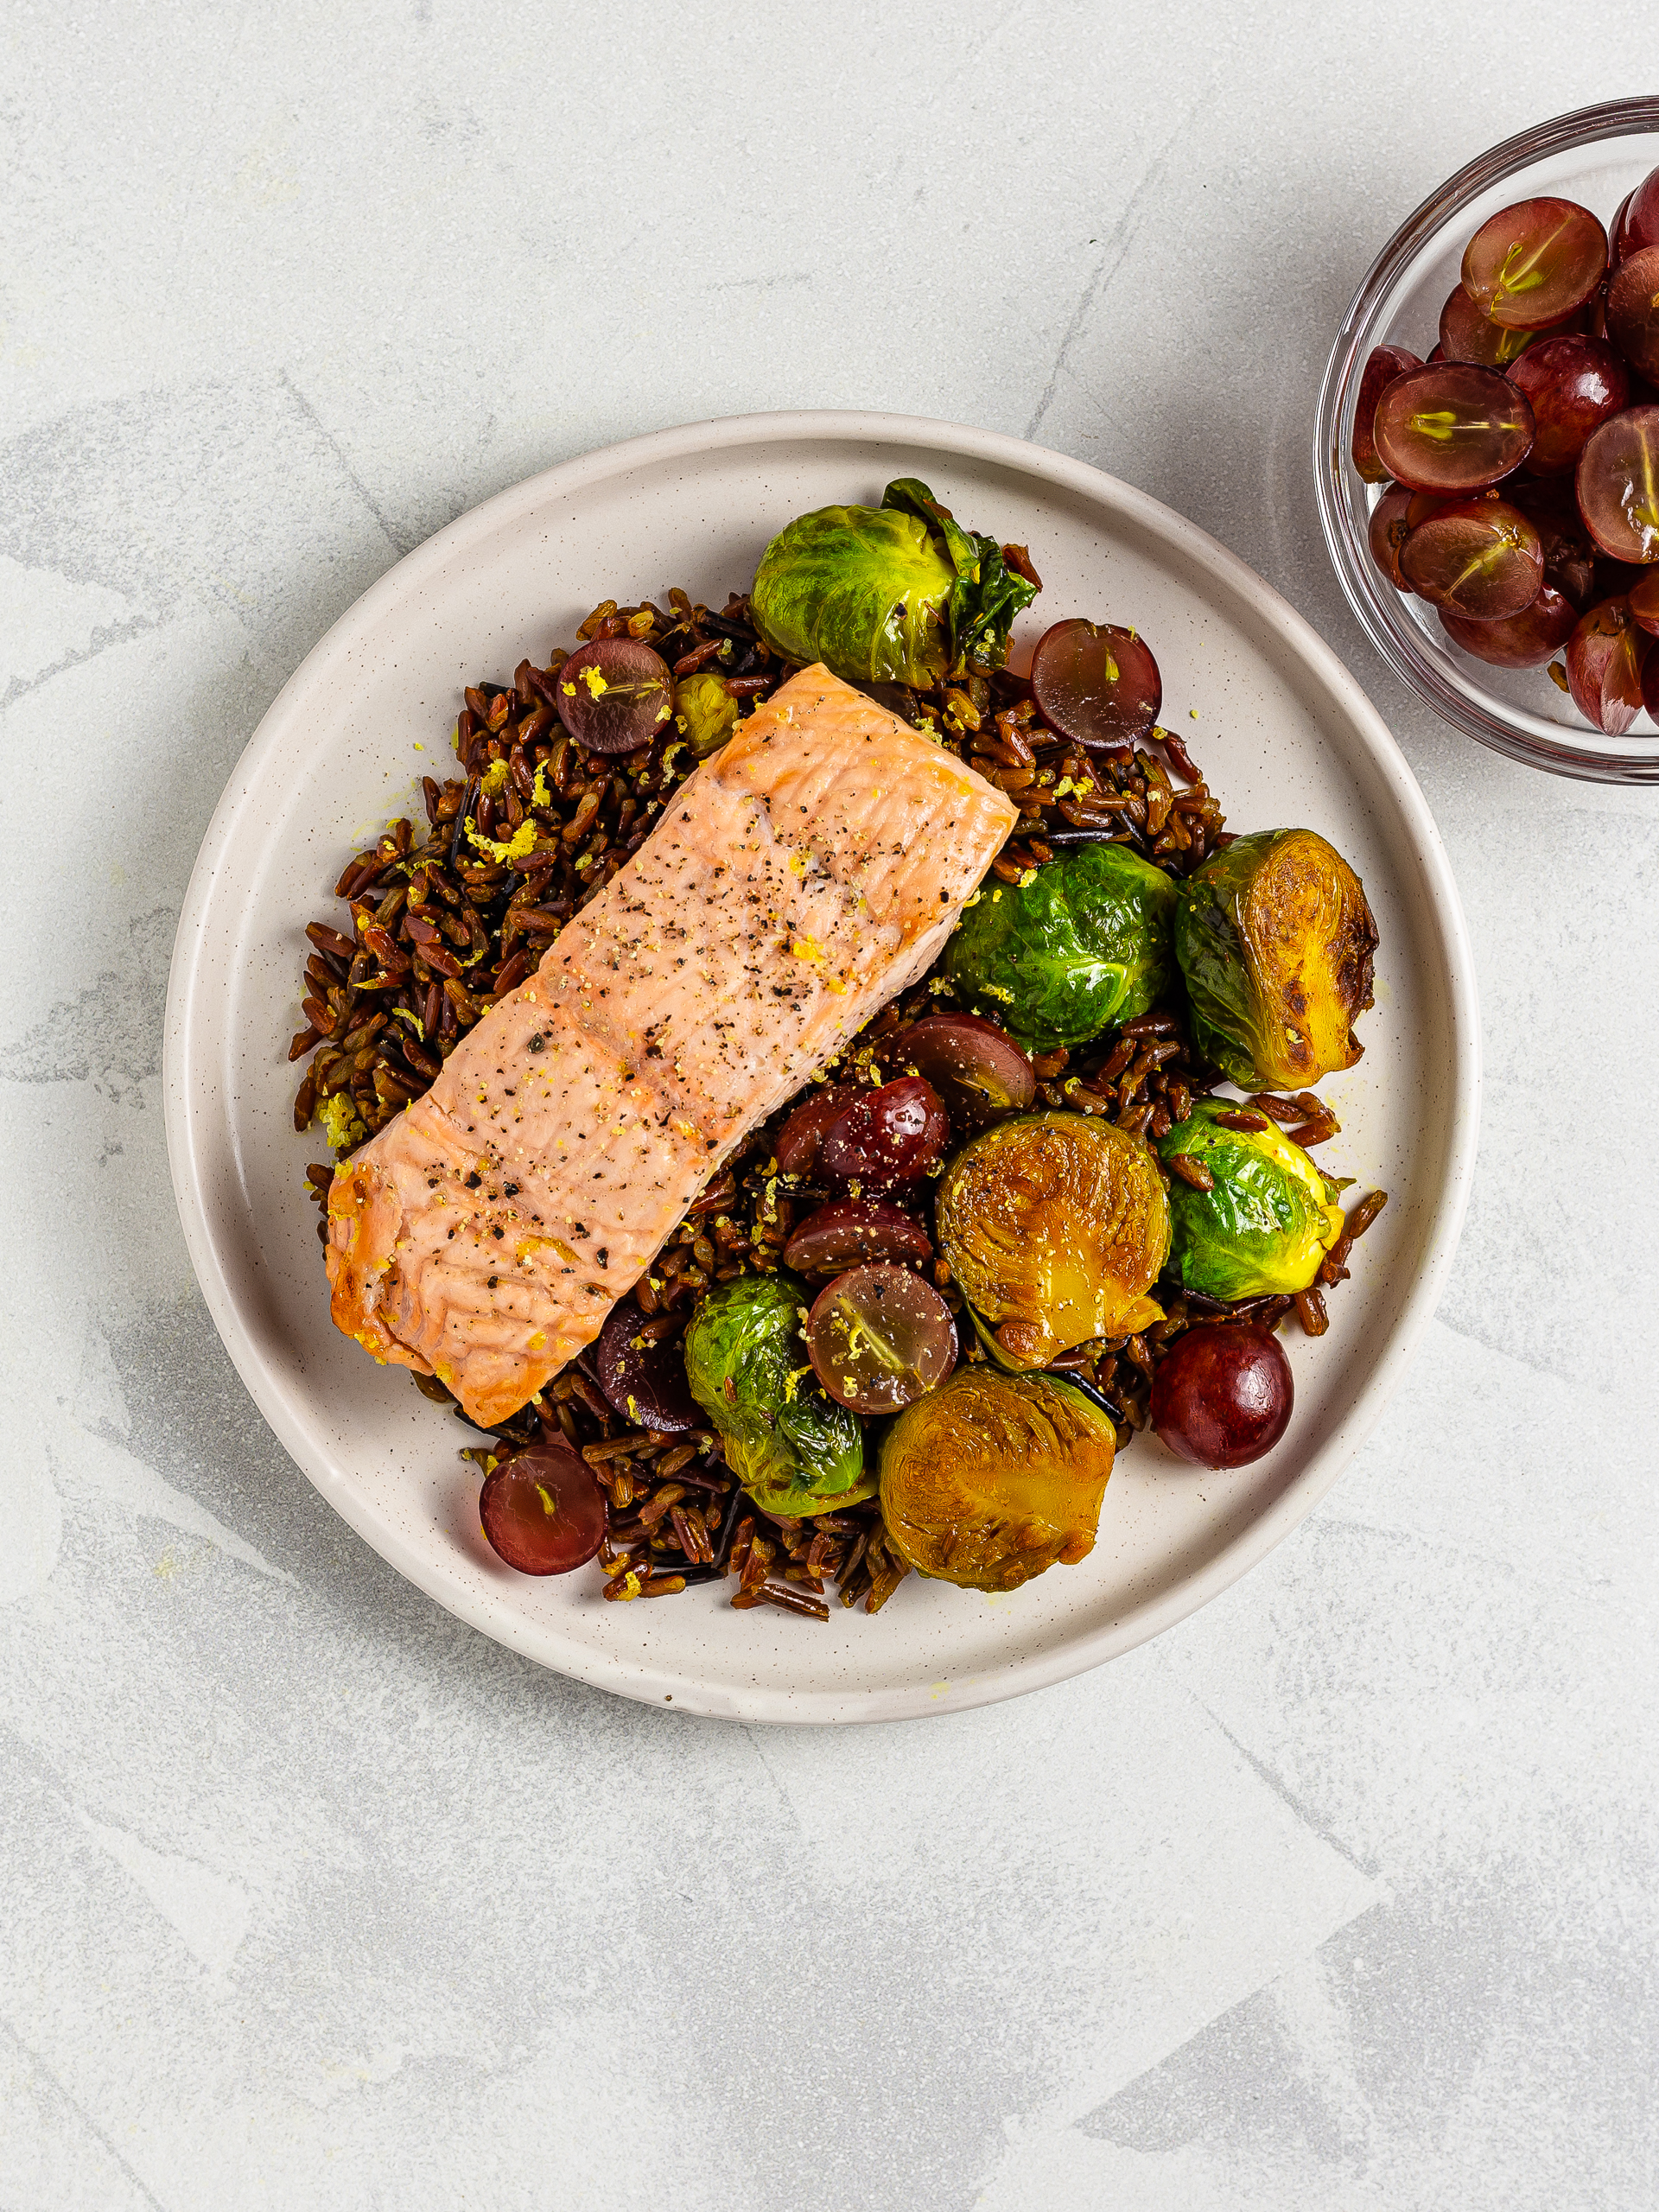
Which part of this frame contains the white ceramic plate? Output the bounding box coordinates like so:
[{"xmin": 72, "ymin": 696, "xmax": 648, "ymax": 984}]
[{"xmin": 164, "ymin": 410, "xmax": 1479, "ymax": 1725}]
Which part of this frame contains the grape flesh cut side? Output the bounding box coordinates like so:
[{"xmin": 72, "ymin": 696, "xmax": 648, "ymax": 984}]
[
  {"xmin": 805, "ymin": 1265, "xmax": 957, "ymax": 1415},
  {"xmin": 480, "ymin": 1443, "xmax": 607, "ymax": 1574},
  {"xmin": 1575, "ymin": 406, "xmax": 1659, "ymax": 563},
  {"xmin": 1372, "ymin": 364, "xmax": 1535, "ymax": 491},
  {"xmin": 1030, "ymin": 619, "xmax": 1161, "ymax": 748},
  {"xmin": 1398, "ymin": 499, "xmax": 1542, "ymax": 620},
  {"xmin": 1461, "ymin": 197, "xmax": 1608, "ymax": 329},
  {"xmin": 1438, "ymin": 285, "xmax": 1541, "ymax": 369},
  {"xmin": 891, "ymin": 1014, "xmax": 1035, "ymax": 1128},
  {"xmin": 1605, "ymin": 246, "xmax": 1659, "ymax": 382},
  {"xmin": 553, "ymin": 637, "xmax": 675, "ymax": 754}
]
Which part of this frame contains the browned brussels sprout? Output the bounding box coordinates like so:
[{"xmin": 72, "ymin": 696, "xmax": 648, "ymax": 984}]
[
  {"xmin": 1174, "ymin": 829, "xmax": 1378, "ymax": 1089},
  {"xmin": 880, "ymin": 1368, "xmax": 1117, "ymax": 1591},
  {"xmin": 935, "ymin": 1112, "xmax": 1169, "ymax": 1368}
]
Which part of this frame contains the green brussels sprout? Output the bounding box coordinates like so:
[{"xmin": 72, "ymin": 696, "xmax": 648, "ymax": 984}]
[
  {"xmin": 749, "ymin": 477, "xmax": 1038, "ymax": 687},
  {"xmin": 880, "ymin": 1368, "xmax": 1117, "ymax": 1592},
  {"xmin": 944, "ymin": 842, "xmax": 1178, "ymax": 1052},
  {"xmin": 936, "ymin": 1112, "xmax": 1170, "ymax": 1369},
  {"xmin": 1174, "ymin": 829, "xmax": 1378, "ymax": 1089},
  {"xmin": 1158, "ymin": 1099, "xmax": 1344, "ymax": 1300},
  {"xmin": 673, "ymin": 671, "xmax": 740, "ymax": 756},
  {"xmin": 682, "ymin": 1272, "xmax": 871, "ymax": 1517}
]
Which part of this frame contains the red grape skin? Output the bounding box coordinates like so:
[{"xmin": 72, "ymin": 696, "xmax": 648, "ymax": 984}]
[
  {"xmin": 1440, "ymin": 584, "xmax": 1577, "ymax": 669},
  {"xmin": 1630, "ymin": 569, "xmax": 1659, "ymax": 638},
  {"xmin": 480, "ymin": 1443, "xmax": 607, "ymax": 1574},
  {"xmin": 783, "ymin": 1198, "xmax": 933, "ymax": 1275},
  {"xmin": 594, "ymin": 1294, "xmax": 699, "ymax": 1433},
  {"xmin": 805, "ymin": 1265, "xmax": 957, "ymax": 1415},
  {"xmin": 1369, "ymin": 486, "xmax": 1415, "ymax": 591},
  {"xmin": 1643, "ymin": 635, "xmax": 1659, "ymax": 721},
  {"xmin": 1399, "ymin": 499, "xmax": 1543, "ymax": 620},
  {"xmin": 1352, "ymin": 344, "xmax": 1422, "ymax": 479},
  {"xmin": 1575, "ymin": 407, "xmax": 1659, "ymax": 563},
  {"xmin": 1029, "ymin": 619, "xmax": 1161, "ymax": 749},
  {"xmin": 1150, "ymin": 1325, "xmax": 1294, "ymax": 1470},
  {"xmin": 772, "ymin": 1085, "xmax": 857, "ymax": 1177},
  {"xmin": 1565, "ymin": 598, "xmax": 1651, "ymax": 734},
  {"xmin": 817, "ymin": 1077, "xmax": 948, "ymax": 1192},
  {"xmin": 1461, "ymin": 197, "xmax": 1607, "ymax": 329},
  {"xmin": 1509, "ymin": 336, "xmax": 1629, "ymax": 477},
  {"xmin": 1605, "ymin": 246, "xmax": 1659, "ymax": 382},
  {"xmin": 553, "ymin": 638, "xmax": 674, "ymax": 754},
  {"xmin": 891, "ymin": 1014, "xmax": 1036, "ymax": 1128},
  {"xmin": 1372, "ymin": 364, "xmax": 1535, "ymax": 493},
  {"xmin": 1623, "ymin": 168, "xmax": 1659, "ymax": 259}
]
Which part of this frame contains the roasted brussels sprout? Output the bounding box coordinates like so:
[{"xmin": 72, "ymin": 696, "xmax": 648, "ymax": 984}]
[
  {"xmin": 1158, "ymin": 1099, "xmax": 1344, "ymax": 1300},
  {"xmin": 936, "ymin": 1112, "xmax": 1169, "ymax": 1368},
  {"xmin": 1174, "ymin": 829, "xmax": 1377, "ymax": 1088},
  {"xmin": 673, "ymin": 671, "xmax": 740, "ymax": 756},
  {"xmin": 880, "ymin": 1368, "xmax": 1117, "ymax": 1591},
  {"xmin": 749, "ymin": 477, "xmax": 1038, "ymax": 688},
  {"xmin": 944, "ymin": 842, "xmax": 1178, "ymax": 1052},
  {"xmin": 683, "ymin": 1273, "xmax": 871, "ymax": 1518}
]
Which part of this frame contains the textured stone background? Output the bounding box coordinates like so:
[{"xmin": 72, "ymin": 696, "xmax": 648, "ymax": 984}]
[{"xmin": 3, "ymin": 5, "xmax": 1656, "ymax": 2206}]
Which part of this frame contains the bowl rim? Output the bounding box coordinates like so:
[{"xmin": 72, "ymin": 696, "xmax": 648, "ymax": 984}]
[
  {"xmin": 164, "ymin": 406, "xmax": 1483, "ymax": 1724},
  {"xmin": 1314, "ymin": 95, "xmax": 1659, "ymax": 785}
]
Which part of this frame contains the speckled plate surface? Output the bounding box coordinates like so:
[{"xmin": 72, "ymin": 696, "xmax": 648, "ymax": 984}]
[{"xmin": 163, "ymin": 410, "xmax": 1479, "ymax": 1724}]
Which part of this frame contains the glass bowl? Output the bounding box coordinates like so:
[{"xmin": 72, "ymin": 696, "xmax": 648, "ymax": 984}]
[{"xmin": 1315, "ymin": 97, "xmax": 1659, "ymax": 783}]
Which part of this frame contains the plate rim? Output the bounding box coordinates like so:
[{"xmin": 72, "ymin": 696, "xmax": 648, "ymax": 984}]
[{"xmin": 162, "ymin": 407, "xmax": 1481, "ymax": 1725}]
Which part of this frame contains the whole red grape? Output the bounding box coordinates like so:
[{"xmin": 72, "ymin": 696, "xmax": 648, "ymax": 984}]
[{"xmin": 1151, "ymin": 1325, "xmax": 1294, "ymax": 1469}]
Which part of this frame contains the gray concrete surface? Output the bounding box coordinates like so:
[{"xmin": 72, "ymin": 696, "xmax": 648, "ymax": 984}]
[{"xmin": 3, "ymin": 4, "xmax": 1656, "ymax": 2205}]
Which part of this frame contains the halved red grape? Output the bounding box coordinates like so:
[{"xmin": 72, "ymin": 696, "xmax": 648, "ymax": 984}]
[
  {"xmin": 594, "ymin": 1294, "xmax": 698, "ymax": 1433},
  {"xmin": 554, "ymin": 637, "xmax": 674, "ymax": 754},
  {"xmin": 891, "ymin": 1013, "xmax": 1036, "ymax": 1128},
  {"xmin": 772, "ymin": 1084, "xmax": 856, "ymax": 1177},
  {"xmin": 1440, "ymin": 583, "xmax": 1577, "ymax": 668},
  {"xmin": 1372, "ymin": 364, "xmax": 1535, "ymax": 492},
  {"xmin": 1575, "ymin": 406, "xmax": 1659, "ymax": 562},
  {"xmin": 818, "ymin": 1077, "xmax": 948, "ymax": 1192},
  {"xmin": 1605, "ymin": 246, "xmax": 1659, "ymax": 382},
  {"xmin": 1509, "ymin": 478, "xmax": 1599, "ymax": 606},
  {"xmin": 1404, "ymin": 487, "xmax": 1464, "ymax": 530},
  {"xmin": 1030, "ymin": 619, "xmax": 1161, "ymax": 749},
  {"xmin": 1369, "ymin": 486, "xmax": 1415, "ymax": 590},
  {"xmin": 805, "ymin": 1265, "xmax": 956, "ymax": 1415},
  {"xmin": 1438, "ymin": 284, "xmax": 1538, "ymax": 369},
  {"xmin": 1565, "ymin": 597, "xmax": 1651, "ymax": 734},
  {"xmin": 480, "ymin": 1442, "xmax": 606, "ymax": 1574},
  {"xmin": 1461, "ymin": 197, "xmax": 1607, "ymax": 329},
  {"xmin": 783, "ymin": 1198, "xmax": 933, "ymax": 1275},
  {"xmin": 1509, "ymin": 335, "xmax": 1629, "ymax": 476},
  {"xmin": 1630, "ymin": 568, "xmax": 1659, "ymax": 637},
  {"xmin": 1352, "ymin": 344, "xmax": 1421, "ymax": 479},
  {"xmin": 1399, "ymin": 498, "xmax": 1542, "ymax": 620},
  {"xmin": 1149, "ymin": 1324, "xmax": 1293, "ymax": 1469}
]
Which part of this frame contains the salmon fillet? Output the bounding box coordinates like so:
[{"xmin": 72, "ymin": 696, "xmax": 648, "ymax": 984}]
[{"xmin": 326, "ymin": 664, "xmax": 1019, "ymax": 1426}]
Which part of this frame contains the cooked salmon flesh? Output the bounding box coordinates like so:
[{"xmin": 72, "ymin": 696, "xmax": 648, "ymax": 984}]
[{"xmin": 326, "ymin": 664, "xmax": 1019, "ymax": 1427}]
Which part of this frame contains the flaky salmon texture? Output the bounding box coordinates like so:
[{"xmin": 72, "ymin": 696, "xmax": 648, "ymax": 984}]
[{"xmin": 326, "ymin": 664, "xmax": 1019, "ymax": 1427}]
